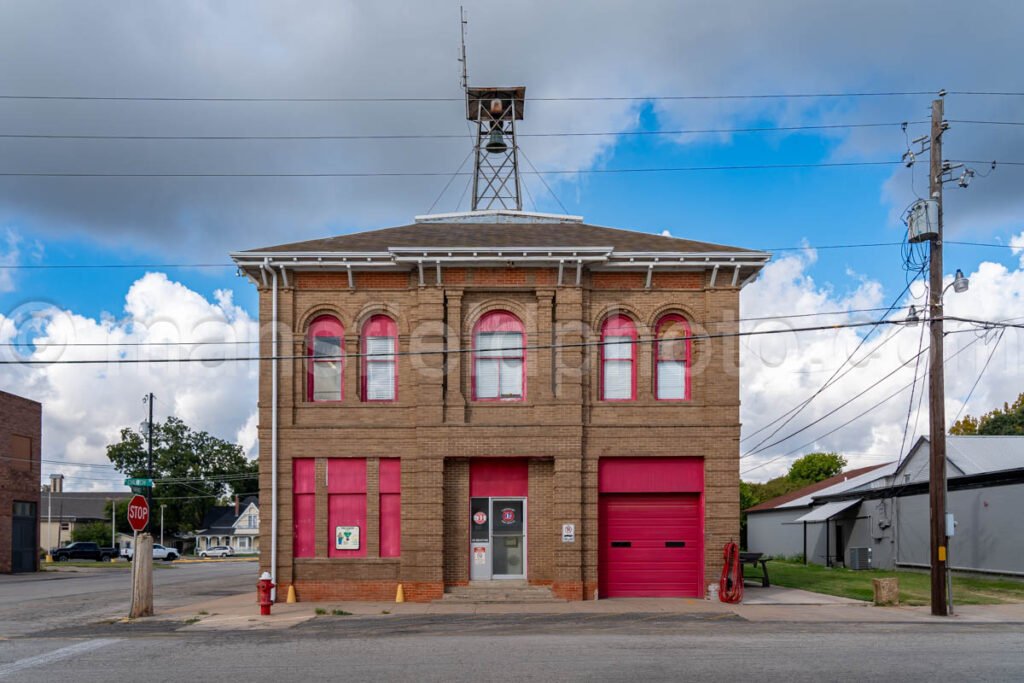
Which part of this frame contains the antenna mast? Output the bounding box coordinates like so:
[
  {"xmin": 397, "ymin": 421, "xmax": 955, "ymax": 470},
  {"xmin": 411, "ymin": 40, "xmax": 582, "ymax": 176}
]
[{"xmin": 458, "ymin": 6, "xmax": 468, "ymax": 91}]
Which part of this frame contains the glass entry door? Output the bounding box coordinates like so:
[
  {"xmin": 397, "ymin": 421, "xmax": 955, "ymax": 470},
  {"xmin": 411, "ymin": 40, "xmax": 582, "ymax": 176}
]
[{"xmin": 490, "ymin": 499, "xmax": 526, "ymax": 578}]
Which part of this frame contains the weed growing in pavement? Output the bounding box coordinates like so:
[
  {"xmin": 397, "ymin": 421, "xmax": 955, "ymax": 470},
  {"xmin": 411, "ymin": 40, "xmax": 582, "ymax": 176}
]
[
  {"xmin": 184, "ymin": 617, "xmax": 201, "ymax": 625},
  {"xmin": 331, "ymin": 609, "xmax": 352, "ymax": 616},
  {"xmin": 381, "ymin": 610, "xmax": 391, "ymax": 615},
  {"xmin": 197, "ymin": 610, "xmax": 209, "ymax": 615},
  {"xmin": 315, "ymin": 608, "xmax": 327, "ymax": 615}
]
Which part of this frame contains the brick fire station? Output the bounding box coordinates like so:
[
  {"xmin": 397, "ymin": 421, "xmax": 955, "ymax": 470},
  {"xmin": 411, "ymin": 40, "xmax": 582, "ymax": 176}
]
[{"xmin": 232, "ymin": 86, "xmax": 769, "ymax": 602}]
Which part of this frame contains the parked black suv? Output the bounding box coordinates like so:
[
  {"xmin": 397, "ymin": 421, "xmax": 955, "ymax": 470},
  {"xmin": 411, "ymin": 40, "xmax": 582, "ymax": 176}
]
[{"xmin": 51, "ymin": 542, "xmax": 117, "ymax": 562}]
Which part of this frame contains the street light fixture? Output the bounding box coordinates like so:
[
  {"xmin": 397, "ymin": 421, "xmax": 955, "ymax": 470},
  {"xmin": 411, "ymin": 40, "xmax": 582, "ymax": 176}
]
[{"xmin": 952, "ymin": 269, "xmax": 969, "ymax": 294}]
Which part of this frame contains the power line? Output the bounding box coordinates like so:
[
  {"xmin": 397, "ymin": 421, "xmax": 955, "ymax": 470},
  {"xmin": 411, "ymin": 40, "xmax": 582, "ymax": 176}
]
[
  {"xmin": 741, "ymin": 333, "xmax": 984, "ymax": 475},
  {"xmin": 0, "ymin": 121, "xmax": 932, "ymax": 142},
  {"xmin": 0, "ymin": 90, "xmax": 943, "ymax": 103},
  {"xmin": 0, "ymin": 304, "xmax": 915, "ymax": 349},
  {"xmin": 0, "ymin": 160, "xmax": 910, "ymax": 178},
  {"xmin": 742, "ymin": 273, "xmax": 920, "ymax": 452},
  {"xmin": 3, "ymin": 316, "xmax": 1017, "ymax": 366}
]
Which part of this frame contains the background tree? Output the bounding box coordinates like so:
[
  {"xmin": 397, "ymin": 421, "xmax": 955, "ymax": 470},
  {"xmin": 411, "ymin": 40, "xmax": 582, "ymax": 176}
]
[
  {"xmin": 786, "ymin": 452, "xmax": 847, "ymax": 486},
  {"xmin": 740, "ymin": 451, "xmax": 847, "ymax": 548},
  {"xmin": 71, "ymin": 521, "xmax": 113, "ymax": 546},
  {"xmin": 106, "ymin": 416, "xmax": 258, "ymax": 535},
  {"xmin": 950, "ymin": 392, "xmax": 1024, "ymax": 436}
]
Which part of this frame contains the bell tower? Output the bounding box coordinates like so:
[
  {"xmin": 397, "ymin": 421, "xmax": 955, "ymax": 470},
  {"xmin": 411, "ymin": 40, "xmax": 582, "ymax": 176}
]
[{"xmin": 466, "ymin": 86, "xmax": 525, "ymax": 211}]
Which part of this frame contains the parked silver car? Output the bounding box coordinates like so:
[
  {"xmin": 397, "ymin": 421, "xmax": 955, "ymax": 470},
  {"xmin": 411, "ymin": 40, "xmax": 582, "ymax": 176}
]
[{"xmin": 199, "ymin": 545, "xmax": 235, "ymax": 558}]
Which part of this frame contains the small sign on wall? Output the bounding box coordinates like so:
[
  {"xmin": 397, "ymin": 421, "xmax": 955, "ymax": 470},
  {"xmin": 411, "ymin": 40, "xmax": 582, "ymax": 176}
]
[
  {"xmin": 562, "ymin": 523, "xmax": 575, "ymax": 543},
  {"xmin": 335, "ymin": 526, "xmax": 360, "ymax": 550},
  {"xmin": 473, "ymin": 546, "xmax": 487, "ymax": 564}
]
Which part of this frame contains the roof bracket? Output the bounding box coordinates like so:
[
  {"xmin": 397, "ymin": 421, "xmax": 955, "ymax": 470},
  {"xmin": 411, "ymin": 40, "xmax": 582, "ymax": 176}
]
[
  {"xmin": 557, "ymin": 260, "xmax": 564, "ymax": 286},
  {"xmin": 346, "ymin": 264, "xmax": 354, "ymax": 290},
  {"xmin": 645, "ymin": 264, "xmax": 654, "ymax": 290},
  {"xmin": 575, "ymin": 260, "xmax": 582, "ymax": 286},
  {"xmin": 279, "ymin": 266, "xmax": 289, "ymax": 289},
  {"xmin": 436, "ymin": 260, "xmax": 442, "ymax": 286},
  {"xmin": 710, "ymin": 264, "xmax": 720, "ymax": 288},
  {"xmin": 417, "ymin": 260, "xmax": 425, "ymax": 287},
  {"xmin": 731, "ymin": 265, "xmax": 741, "ymax": 287}
]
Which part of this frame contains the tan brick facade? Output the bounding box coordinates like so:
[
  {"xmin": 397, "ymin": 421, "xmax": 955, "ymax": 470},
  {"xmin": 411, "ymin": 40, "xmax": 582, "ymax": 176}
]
[
  {"xmin": 0, "ymin": 391, "xmax": 42, "ymax": 574},
  {"xmin": 253, "ymin": 261, "xmax": 746, "ymax": 602}
]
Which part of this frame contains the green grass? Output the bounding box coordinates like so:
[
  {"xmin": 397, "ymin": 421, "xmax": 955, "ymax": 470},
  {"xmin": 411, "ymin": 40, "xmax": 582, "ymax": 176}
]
[
  {"xmin": 314, "ymin": 608, "xmax": 327, "ymax": 615},
  {"xmin": 331, "ymin": 609, "xmax": 352, "ymax": 616},
  {"xmin": 43, "ymin": 560, "xmax": 173, "ymax": 570},
  {"xmin": 766, "ymin": 560, "xmax": 1024, "ymax": 606}
]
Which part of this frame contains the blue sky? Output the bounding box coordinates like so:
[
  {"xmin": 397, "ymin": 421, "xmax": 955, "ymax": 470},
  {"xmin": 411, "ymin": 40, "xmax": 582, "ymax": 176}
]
[{"xmin": 2, "ymin": 1, "xmax": 1023, "ymax": 486}]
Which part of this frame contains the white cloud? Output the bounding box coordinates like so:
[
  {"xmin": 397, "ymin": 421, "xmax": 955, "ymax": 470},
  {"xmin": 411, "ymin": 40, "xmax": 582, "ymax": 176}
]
[
  {"xmin": 0, "ymin": 273, "xmax": 257, "ymax": 491},
  {"xmin": 0, "ymin": 228, "xmax": 20, "ymax": 292},
  {"xmin": 1011, "ymin": 231, "xmax": 1024, "ymax": 267},
  {"xmin": 739, "ymin": 252, "xmax": 1024, "ymax": 481}
]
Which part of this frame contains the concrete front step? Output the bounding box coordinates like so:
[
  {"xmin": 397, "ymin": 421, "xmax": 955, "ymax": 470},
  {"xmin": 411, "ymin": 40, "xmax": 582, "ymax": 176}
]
[{"xmin": 442, "ymin": 581, "xmax": 564, "ymax": 603}]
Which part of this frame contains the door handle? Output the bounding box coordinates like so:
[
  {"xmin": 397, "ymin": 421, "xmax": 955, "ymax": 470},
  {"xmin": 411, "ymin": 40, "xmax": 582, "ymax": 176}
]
[
  {"xmin": 665, "ymin": 541, "xmax": 686, "ymax": 548},
  {"xmin": 611, "ymin": 541, "xmax": 631, "ymax": 548}
]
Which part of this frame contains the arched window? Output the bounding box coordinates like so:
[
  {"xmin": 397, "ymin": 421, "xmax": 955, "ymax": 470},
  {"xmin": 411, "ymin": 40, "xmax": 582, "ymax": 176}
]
[
  {"xmin": 361, "ymin": 315, "xmax": 397, "ymax": 402},
  {"xmin": 655, "ymin": 314, "xmax": 691, "ymax": 401},
  {"xmin": 307, "ymin": 315, "xmax": 344, "ymax": 402},
  {"xmin": 600, "ymin": 315, "xmax": 637, "ymax": 401},
  {"xmin": 473, "ymin": 311, "xmax": 525, "ymax": 401}
]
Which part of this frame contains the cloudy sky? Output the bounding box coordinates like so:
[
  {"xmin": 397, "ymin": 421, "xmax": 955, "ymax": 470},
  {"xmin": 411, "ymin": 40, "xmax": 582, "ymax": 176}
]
[{"xmin": 1, "ymin": 0, "xmax": 1022, "ymax": 488}]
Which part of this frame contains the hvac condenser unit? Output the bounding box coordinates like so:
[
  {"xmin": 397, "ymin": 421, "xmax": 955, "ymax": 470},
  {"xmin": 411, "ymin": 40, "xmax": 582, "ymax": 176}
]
[
  {"xmin": 848, "ymin": 546, "xmax": 872, "ymax": 570},
  {"xmin": 907, "ymin": 199, "xmax": 939, "ymax": 243}
]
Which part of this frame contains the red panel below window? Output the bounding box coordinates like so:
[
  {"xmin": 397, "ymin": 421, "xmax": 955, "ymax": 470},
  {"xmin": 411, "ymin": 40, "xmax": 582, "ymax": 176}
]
[
  {"xmin": 328, "ymin": 493, "xmax": 367, "ymax": 558},
  {"xmin": 379, "ymin": 493, "xmax": 401, "ymax": 558},
  {"xmin": 293, "ymin": 493, "xmax": 315, "ymax": 559},
  {"xmin": 470, "ymin": 458, "xmax": 529, "ymax": 497},
  {"xmin": 598, "ymin": 457, "xmax": 703, "ymax": 493},
  {"xmin": 379, "ymin": 458, "xmax": 401, "ymax": 494}
]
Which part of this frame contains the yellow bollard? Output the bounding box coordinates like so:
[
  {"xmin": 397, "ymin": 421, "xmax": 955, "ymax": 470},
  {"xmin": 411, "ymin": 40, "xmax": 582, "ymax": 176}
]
[
  {"xmin": 395, "ymin": 584, "xmax": 405, "ymax": 603},
  {"xmin": 45, "ymin": 554, "xmax": 53, "ymax": 564},
  {"xmin": 286, "ymin": 584, "xmax": 297, "ymax": 604}
]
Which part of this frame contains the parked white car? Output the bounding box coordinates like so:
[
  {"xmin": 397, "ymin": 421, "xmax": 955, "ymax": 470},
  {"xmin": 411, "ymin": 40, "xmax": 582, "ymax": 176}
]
[
  {"xmin": 123, "ymin": 543, "xmax": 179, "ymax": 561},
  {"xmin": 199, "ymin": 545, "xmax": 235, "ymax": 558}
]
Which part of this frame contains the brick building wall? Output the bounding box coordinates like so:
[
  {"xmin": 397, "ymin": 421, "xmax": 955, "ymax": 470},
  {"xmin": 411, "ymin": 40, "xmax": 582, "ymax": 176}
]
[
  {"xmin": 0, "ymin": 390, "xmax": 42, "ymax": 574},
  {"xmin": 256, "ymin": 266, "xmax": 744, "ymax": 601}
]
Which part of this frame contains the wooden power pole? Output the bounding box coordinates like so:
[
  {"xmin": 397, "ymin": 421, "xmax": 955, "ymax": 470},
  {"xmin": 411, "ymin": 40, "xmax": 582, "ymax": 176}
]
[
  {"xmin": 130, "ymin": 532, "xmax": 154, "ymax": 618},
  {"xmin": 927, "ymin": 96, "xmax": 949, "ymax": 617}
]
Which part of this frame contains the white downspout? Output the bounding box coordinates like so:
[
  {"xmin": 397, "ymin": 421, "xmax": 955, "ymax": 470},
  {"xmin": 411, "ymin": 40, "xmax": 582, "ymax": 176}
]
[{"xmin": 263, "ymin": 259, "xmax": 279, "ymax": 601}]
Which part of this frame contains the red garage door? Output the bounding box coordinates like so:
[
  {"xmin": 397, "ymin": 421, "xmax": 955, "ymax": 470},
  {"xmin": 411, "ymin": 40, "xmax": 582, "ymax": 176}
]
[{"xmin": 599, "ymin": 493, "xmax": 702, "ymax": 598}]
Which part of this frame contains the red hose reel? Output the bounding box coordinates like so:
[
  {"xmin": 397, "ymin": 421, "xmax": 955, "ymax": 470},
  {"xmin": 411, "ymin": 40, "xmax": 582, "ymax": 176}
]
[{"xmin": 719, "ymin": 541, "xmax": 743, "ymax": 603}]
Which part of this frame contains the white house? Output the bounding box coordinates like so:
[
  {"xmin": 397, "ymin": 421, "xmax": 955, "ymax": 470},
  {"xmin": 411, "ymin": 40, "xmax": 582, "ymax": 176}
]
[{"xmin": 194, "ymin": 496, "xmax": 260, "ymax": 554}]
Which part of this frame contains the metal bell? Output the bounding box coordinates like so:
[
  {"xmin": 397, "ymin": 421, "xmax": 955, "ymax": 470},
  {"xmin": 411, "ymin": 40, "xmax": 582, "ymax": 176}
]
[{"xmin": 485, "ymin": 127, "xmax": 508, "ymax": 154}]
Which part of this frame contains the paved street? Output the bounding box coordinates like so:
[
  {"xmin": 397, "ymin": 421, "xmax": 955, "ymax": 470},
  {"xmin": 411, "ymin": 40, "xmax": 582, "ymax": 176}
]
[
  {"xmin": 0, "ymin": 561, "xmax": 253, "ymax": 637},
  {"xmin": 3, "ymin": 567, "xmax": 1024, "ymax": 681},
  {"xmin": 2, "ymin": 617, "xmax": 1024, "ymax": 682}
]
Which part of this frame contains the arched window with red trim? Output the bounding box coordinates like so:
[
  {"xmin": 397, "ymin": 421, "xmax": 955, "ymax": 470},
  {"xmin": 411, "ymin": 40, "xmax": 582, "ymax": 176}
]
[
  {"xmin": 473, "ymin": 311, "xmax": 525, "ymax": 401},
  {"xmin": 655, "ymin": 314, "xmax": 691, "ymax": 401},
  {"xmin": 361, "ymin": 314, "xmax": 397, "ymax": 402},
  {"xmin": 600, "ymin": 314, "xmax": 637, "ymax": 401},
  {"xmin": 307, "ymin": 315, "xmax": 344, "ymax": 402}
]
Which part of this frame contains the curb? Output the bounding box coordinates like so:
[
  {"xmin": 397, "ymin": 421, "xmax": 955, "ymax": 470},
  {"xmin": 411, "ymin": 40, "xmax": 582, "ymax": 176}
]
[{"xmin": 174, "ymin": 556, "xmax": 259, "ymax": 564}]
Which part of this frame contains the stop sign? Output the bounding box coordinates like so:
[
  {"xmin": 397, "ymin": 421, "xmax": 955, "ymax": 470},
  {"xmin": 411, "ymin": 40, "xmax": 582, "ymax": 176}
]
[{"xmin": 127, "ymin": 494, "xmax": 150, "ymax": 532}]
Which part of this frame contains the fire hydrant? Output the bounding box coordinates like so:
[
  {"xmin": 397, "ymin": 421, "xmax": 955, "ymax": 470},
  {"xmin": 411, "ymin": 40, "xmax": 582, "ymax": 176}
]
[{"xmin": 257, "ymin": 571, "xmax": 275, "ymax": 616}]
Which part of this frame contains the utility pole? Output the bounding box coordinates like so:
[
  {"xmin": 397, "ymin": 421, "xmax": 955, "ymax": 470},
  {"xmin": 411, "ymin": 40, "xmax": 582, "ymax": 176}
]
[
  {"xmin": 160, "ymin": 504, "xmax": 166, "ymax": 546},
  {"xmin": 145, "ymin": 392, "xmax": 154, "ymax": 512},
  {"xmin": 927, "ymin": 95, "xmax": 949, "ymax": 617}
]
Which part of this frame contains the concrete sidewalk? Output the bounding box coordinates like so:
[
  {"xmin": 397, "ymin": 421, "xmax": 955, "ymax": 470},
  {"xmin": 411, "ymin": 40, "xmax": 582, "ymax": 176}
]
[{"xmin": 158, "ymin": 585, "xmax": 1024, "ymax": 631}]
